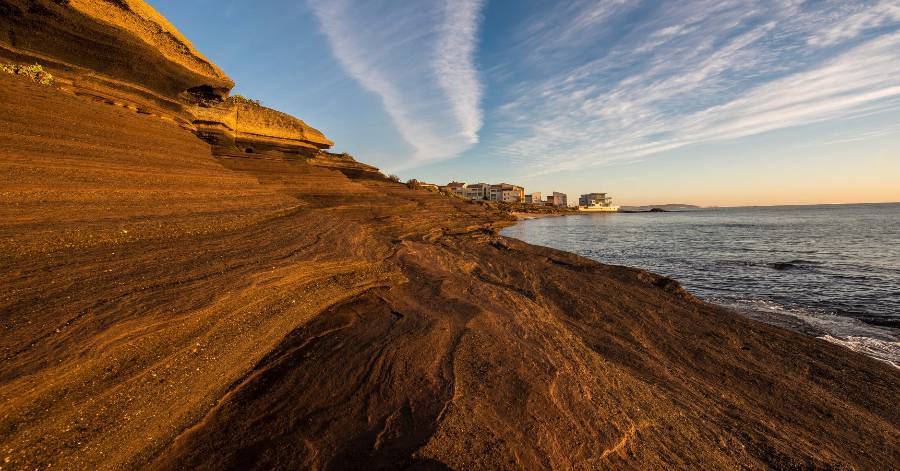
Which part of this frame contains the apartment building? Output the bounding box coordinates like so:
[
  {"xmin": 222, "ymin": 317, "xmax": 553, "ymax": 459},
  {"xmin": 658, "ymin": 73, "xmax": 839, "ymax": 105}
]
[
  {"xmin": 489, "ymin": 183, "xmax": 525, "ymax": 203},
  {"xmin": 435, "ymin": 181, "xmax": 526, "ymax": 203},
  {"xmin": 547, "ymin": 192, "xmax": 568, "ymax": 207},
  {"xmin": 465, "ymin": 183, "xmax": 490, "ymax": 200},
  {"xmin": 578, "ymin": 192, "xmax": 613, "ymax": 207},
  {"xmin": 442, "ymin": 181, "xmax": 467, "ymax": 197},
  {"xmin": 525, "ymin": 192, "xmax": 542, "ymax": 204}
]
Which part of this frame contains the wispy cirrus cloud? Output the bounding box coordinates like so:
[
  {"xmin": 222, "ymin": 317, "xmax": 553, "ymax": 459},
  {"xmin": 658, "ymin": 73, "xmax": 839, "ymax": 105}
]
[
  {"xmin": 514, "ymin": 0, "xmax": 628, "ymax": 56},
  {"xmin": 489, "ymin": 0, "xmax": 900, "ymax": 176},
  {"xmin": 795, "ymin": 122, "xmax": 900, "ymax": 148},
  {"xmin": 309, "ymin": 0, "xmax": 484, "ymax": 166},
  {"xmin": 808, "ymin": 1, "xmax": 900, "ymax": 46}
]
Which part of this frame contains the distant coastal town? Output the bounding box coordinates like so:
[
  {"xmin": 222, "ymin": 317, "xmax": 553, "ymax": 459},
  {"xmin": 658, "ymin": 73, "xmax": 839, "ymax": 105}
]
[{"xmin": 405, "ymin": 180, "xmax": 620, "ymax": 212}]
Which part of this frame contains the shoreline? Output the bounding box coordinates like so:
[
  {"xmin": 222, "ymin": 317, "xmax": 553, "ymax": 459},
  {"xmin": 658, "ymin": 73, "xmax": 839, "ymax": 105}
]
[
  {"xmin": 503, "ymin": 215, "xmax": 900, "ymax": 369},
  {"xmin": 510, "ymin": 211, "xmax": 570, "ymax": 220}
]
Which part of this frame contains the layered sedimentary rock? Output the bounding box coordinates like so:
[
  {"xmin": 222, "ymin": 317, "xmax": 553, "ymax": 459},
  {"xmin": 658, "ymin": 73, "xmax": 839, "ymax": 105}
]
[
  {"xmin": 190, "ymin": 97, "xmax": 383, "ymax": 176},
  {"xmin": 192, "ymin": 99, "xmax": 334, "ymax": 155},
  {"xmin": 190, "ymin": 98, "xmax": 372, "ymax": 176},
  {"xmin": 0, "ymin": 0, "xmax": 375, "ymax": 176},
  {"xmin": 3, "ymin": 73, "xmax": 899, "ymax": 470},
  {"xmin": 1, "ymin": 3, "xmax": 899, "ymax": 470},
  {"xmin": 0, "ymin": 0, "xmax": 233, "ymax": 123}
]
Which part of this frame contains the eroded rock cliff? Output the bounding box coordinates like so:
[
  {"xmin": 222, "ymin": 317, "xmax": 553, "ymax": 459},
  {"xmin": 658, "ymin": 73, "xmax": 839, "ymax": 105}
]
[
  {"xmin": 0, "ymin": 0, "xmax": 358, "ymax": 173},
  {"xmin": 0, "ymin": 0, "xmax": 232, "ymax": 122},
  {"xmin": 1, "ymin": 3, "xmax": 898, "ymax": 470},
  {"xmin": 191, "ymin": 98, "xmax": 336, "ymax": 160}
]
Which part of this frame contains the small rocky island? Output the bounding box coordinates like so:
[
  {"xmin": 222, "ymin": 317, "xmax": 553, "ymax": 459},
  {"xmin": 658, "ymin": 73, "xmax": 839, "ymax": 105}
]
[{"xmin": 1, "ymin": 1, "xmax": 898, "ymax": 469}]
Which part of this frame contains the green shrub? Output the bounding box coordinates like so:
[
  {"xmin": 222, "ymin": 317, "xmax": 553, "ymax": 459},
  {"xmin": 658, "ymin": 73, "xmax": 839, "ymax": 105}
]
[
  {"xmin": 1, "ymin": 63, "xmax": 53, "ymax": 85},
  {"xmin": 228, "ymin": 94, "xmax": 261, "ymax": 106},
  {"xmin": 388, "ymin": 174, "xmax": 401, "ymax": 182}
]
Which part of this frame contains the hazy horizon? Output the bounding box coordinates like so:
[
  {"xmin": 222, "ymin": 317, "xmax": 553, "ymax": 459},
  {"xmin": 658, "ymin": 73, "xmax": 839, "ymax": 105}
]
[
  {"xmin": 149, "ymin": 0, "xmax": 900, "ymax": 207},
  {"xmin": 632, "ymin": 201, "xmax": 900, "ymax": 209}
]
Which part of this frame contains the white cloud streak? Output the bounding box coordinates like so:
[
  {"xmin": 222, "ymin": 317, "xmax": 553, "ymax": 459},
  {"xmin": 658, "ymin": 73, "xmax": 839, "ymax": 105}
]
[
  {"xmin": 435, "ymin": 1, "xmax": 484, "ymax": 144},
  {"xmin": 490, "ymin": 0, "xmax": 900, "ymax": 176},
  {"xmin": 309, "ymin": 0, "xmax": 484, "ymax": 165},
  {"xmin": 808, "ymin": 1, "xmax": 900, "ymax": 46}
]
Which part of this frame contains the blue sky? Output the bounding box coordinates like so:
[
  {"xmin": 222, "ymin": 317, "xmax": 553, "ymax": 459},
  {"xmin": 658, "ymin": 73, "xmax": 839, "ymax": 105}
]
[{"xmin": 149, "ymin": 0, "xmax": 900, "ymax": 206}]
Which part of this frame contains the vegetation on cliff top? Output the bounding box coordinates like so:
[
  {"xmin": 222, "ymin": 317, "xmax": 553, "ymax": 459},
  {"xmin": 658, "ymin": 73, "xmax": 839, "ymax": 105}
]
[
  {"xmin": 1, "ymin": 63, "xmax": 53, "ymax": 85},
  {"xmin": 227, "ymin": 94, "xmax": 261, "ymax": 106}
]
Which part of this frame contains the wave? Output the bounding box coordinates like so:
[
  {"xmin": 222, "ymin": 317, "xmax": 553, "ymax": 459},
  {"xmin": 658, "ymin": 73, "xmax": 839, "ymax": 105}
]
[
  {"xmin": 714, "ymin": 298, "xmax": 900, "ymax": 369},
  {"xmin": 820, "ymin": 335, "xmax": 900, "ymax": 369}
]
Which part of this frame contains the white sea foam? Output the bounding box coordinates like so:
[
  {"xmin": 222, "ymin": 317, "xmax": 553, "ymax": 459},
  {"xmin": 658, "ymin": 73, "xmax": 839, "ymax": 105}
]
[
  {"xmin": 819, "ymin": 335, "xmax": 900, "ymax": 369},
  {"xmin": 717, "ymin": 298, "xmax": 900, "ymax": 369}
]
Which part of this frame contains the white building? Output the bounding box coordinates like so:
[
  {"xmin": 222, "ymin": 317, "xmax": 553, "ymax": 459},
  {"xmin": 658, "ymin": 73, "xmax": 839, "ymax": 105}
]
[
  {"xmin": 578, "ymin": 192, "xmax": 613, "ymax": 207},
  {"xmin": 438, "ymin": 181, "xmax": 526, "ymax": 202},
  {"xmin": 465, "ymin": 183, "xmax": 490, "ymax": 200},
  {"xmin": 489, "ymin": 183, "xmax": 525, "ymax": 203}
]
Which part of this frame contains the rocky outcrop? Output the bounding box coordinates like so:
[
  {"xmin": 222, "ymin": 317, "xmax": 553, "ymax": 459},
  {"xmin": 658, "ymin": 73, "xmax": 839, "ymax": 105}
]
[
  {"xmin": 2, "ymin": 74, "xmax": 899, "ymax": 470},
  {"xmin": 3, "ymin": 3, "xmax": 898, "ymax": 470},
  {"xmin": 192, "ymin": 99, "xmax": 332, "ymax": 155},
  {"xmin": 192, "ymin": 98, "xmax": 383, "ymax": 177},
  {"xmin": 307, "ymin": 150, "xmax": 382, "ymax": 178},
  {"xmin": 0, "ymin": 0, "xmax": 379, "ymax": 176},
  {"xmin": 0, "ymin": 0, "xmax": 233, "ymax": 123}
]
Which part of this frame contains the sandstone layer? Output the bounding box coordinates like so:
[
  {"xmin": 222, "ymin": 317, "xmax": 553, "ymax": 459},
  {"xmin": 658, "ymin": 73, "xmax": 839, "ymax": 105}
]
[
  {"xmin": 191, "ymin": 98, "xmax": 342, "ymax": 164},
  {"xmin": 192, "ymin": 99, "xmax": 333, "ymax": 150},
  {"xmin": 0, "ymin": 0, "xmax": 232, "ymax": 123},
  {"xmin": 0, "ymin": 0, "xmax": 341, "ymax": 163},
  {"xmin": 2, "ymin": 69, "xmax": 900, "ymax": 471},
  {"xmin": 2, "ymin": 3, "xmax": 900, "ymax": 470}
]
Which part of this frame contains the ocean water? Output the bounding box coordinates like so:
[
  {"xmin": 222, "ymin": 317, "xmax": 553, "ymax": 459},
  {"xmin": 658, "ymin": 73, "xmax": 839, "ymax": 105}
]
[{"xmin": 501, "ymin": 203, "xmax": 900, "ymax": 368}]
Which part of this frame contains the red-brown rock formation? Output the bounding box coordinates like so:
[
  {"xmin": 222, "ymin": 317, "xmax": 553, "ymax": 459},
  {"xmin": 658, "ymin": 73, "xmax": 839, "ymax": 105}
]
[
  {"xmin": 0, "ymin": 0, "xmax": 359, "ymax": 173},
  {"xmin": 192, "ymin": 98, "xmax": 333, "ymax": 155},
  {"xmin": 1, "ymin": 2, "xmax": 898, "ymax": 470},
  {"xmin": 0, "ymin": 0, "xmax": 232, "ymax": 123}
]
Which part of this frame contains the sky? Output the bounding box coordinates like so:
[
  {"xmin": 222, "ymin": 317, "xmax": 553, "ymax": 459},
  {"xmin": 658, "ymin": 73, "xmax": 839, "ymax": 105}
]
[{"xmin": 149, "ymin": 0, "xmax": 900, "ymax": 206}]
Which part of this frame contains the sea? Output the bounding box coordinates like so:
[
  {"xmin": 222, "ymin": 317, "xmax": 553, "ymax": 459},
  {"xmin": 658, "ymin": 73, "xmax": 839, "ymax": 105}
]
[{"xmin": 501, "ymin": 203, "xmax": 900, "ymax": 368}]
